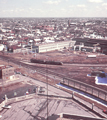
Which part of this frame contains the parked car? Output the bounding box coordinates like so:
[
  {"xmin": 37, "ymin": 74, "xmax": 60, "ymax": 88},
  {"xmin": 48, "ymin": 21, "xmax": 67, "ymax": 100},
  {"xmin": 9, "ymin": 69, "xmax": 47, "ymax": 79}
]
[
  {"xmin": 15, "ymin": 71, "xmax": 21, "ymax": 74},
  {"xmin": 103, "ymin": 110, "xmax": 107, "ymax": 114}
]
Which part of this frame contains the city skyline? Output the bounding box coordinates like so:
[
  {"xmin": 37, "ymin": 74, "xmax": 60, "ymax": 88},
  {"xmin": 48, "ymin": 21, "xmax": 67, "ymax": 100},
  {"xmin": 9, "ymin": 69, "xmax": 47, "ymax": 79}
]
[{"xmin": 0, "ymin": 0, "xmax": 107, "ymax": 18}]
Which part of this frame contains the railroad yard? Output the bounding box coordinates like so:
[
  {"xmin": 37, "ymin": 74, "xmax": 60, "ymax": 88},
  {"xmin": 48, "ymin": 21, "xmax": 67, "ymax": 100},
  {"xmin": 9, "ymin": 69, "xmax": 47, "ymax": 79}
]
[{"xmin": 0, "ymin": 49, "xmax": 107, "ymax": 92}]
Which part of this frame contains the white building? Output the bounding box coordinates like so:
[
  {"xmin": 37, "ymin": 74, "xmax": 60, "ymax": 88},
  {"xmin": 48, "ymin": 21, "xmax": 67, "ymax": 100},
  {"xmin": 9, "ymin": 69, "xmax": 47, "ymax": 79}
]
[
  {"xmin": 0, "ymin": 44, "xmax": 4, "ymax": 51},
  {"xmin": 35, "ymin": 40, "xmax": 76, "ymax": 53}
]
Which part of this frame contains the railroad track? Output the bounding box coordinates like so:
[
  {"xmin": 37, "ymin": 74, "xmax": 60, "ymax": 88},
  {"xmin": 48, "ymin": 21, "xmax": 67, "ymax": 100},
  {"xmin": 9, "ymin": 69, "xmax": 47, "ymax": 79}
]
[
  {"xmin": 0, "ymin": 54, "xmax": 107, "ymax": 80},
  {"xmin": 0, "ymin": 55, "xmax": 65, "ymax": 80}
]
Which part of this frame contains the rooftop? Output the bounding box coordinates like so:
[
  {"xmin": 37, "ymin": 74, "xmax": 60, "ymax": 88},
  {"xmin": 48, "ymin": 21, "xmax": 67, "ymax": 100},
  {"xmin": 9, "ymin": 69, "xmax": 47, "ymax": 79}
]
[{"xmin": 0, "ymin": 94, "xmax": 102, "ymax": 120}]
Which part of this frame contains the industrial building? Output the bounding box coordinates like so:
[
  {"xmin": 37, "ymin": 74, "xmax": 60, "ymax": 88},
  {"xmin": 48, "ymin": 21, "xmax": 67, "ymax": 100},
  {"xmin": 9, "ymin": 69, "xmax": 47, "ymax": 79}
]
[
  {"xmin": 35, "ymin": 40, "xmax": 76, "ymax": 53},
  {"xmin": 72, "ymin": 38, "xmax": 107, "ymax": 54}
]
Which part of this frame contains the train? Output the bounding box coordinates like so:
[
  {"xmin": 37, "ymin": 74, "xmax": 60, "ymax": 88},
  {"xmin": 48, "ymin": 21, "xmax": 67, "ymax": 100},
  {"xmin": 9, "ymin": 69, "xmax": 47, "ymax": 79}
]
[{"xmin": 30, "ymin": 58, "xmax": 63, "ymax": 65}]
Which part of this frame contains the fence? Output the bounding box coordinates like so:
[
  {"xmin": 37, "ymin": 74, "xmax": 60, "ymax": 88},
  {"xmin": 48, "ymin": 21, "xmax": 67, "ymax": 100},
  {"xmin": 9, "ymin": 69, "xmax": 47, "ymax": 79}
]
[
  {"xmin": 46, "ymin": 69, "xmax": 107, "ymax": 101},
  {"xmin": 61, "ymin": 77, "xmax": 107, "ymax": 102}
]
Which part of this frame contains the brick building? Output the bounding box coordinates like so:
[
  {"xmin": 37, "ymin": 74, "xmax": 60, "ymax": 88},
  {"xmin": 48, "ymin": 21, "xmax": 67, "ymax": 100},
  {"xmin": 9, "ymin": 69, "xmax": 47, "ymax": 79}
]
[{"xmin": 0, "ymin": 65, "xmax": 14, "ymax": 80}]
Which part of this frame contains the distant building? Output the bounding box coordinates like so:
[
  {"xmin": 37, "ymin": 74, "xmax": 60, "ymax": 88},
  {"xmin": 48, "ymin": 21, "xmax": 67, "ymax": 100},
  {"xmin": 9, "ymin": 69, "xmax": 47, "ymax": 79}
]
[
  {"xmin": 35, "ymin": 40, "xmax": 76, "ymax": 53},
  {"xmin": 0, "ymin": 44, "xmax": 4, "ymax": 51},
  {"xmin": 44, "ymin": 25, "xmax": 54, "ymax": 31},
  {"xmin": 72, "ymin": 38, "xmax": 107, "ymax": 53},
  {"xmin": 7, "ymin": 45, "xmax": 30, "ymax": 53},
  {"xmin": 68, "ymin": 20, "xmax": 70, "ymax": 27}
]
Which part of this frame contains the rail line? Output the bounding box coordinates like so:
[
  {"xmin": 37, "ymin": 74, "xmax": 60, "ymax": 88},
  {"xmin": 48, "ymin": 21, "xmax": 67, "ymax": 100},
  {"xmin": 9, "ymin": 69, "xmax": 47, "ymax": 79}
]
[
  {"xmin": 0, "ymin": 55, "xmax": 65, "ymax": 80},
  {"xmin": 0, "ymin": 55, "xmax": 107, "ymax": 81}
]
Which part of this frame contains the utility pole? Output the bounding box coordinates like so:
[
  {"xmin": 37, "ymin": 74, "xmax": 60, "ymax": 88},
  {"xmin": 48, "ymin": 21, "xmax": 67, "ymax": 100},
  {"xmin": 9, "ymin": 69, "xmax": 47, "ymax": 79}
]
[
  {"xmin": 54, "ymin": 76, "xmax": 56, "ymax": 85},
  {"xmin": 31, "ymin": 43, "xmax": 32, "ymax": 54},
  {"xmin": 46, "ymin": 58, "xmax": 48, "ymax": 120},
  {"xmin": 8, "ymin": 59, "xmax": 9, "ymax": 66},
  {"xmin": 2, "ymin": 79, "xmax": 4, "ymax": 92}
]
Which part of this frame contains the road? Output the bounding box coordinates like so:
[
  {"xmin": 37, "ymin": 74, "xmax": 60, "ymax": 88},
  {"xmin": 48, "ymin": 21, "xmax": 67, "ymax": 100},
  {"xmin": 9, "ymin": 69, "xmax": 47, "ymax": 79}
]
[{"xmin": 64, "ymin": 63, "xmax": 107, "ymax": 67}]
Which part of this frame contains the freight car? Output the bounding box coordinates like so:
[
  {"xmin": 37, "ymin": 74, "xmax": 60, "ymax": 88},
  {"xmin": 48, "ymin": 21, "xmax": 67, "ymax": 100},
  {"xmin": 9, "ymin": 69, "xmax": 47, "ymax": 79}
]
[{"xmin": 30, "ymin": 58, "xmax": 63, "ymax": 65}]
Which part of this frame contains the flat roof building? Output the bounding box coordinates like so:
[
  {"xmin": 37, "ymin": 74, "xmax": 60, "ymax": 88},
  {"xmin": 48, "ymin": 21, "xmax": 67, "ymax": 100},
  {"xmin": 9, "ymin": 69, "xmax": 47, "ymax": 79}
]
[
  {"xmin": 35, "ymin": 40, "xmax": 76, "ymax": 53},
  {"xmin": 0, "ymin": 65, "xmax": 14, "ymax": 80}
]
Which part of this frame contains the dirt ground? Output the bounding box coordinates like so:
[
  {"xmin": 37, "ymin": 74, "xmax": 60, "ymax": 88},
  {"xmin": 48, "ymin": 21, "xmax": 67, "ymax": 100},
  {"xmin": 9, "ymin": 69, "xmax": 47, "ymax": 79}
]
[{"xmin": 1, "ymin": 49, "xmax": 107, "ymax": 64}]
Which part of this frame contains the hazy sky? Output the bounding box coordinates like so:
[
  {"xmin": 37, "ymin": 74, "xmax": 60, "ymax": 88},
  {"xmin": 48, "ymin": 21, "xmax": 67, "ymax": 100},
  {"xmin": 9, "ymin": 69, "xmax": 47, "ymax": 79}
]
[{"xmin": 0, "ymin": 0, "xmax": 107, "ymax": 17}]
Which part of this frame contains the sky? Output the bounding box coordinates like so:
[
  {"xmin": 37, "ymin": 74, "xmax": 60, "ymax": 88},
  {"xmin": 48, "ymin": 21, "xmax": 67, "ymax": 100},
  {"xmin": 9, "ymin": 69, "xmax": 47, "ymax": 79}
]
[{"xmin": 0, "ymin": 0, "xmax": 107, "ymax": 17}]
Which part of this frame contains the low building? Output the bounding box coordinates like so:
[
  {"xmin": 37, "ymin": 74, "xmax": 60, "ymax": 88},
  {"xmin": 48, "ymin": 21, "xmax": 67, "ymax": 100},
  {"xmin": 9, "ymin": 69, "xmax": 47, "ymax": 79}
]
[
  {"xmin": 7, "ymin": 45, "xmax": 30, "ymax": 53},
  {"xmin": 0, "ymin": 44, "xmax": 4, "ymax": 51},
  {"xmin": 0, "ymin": 65, "xmax": 14, "ymax": 80},
  {"xmin": 87, "ymin": 71, "xmax": 106, "ymax": 78}
]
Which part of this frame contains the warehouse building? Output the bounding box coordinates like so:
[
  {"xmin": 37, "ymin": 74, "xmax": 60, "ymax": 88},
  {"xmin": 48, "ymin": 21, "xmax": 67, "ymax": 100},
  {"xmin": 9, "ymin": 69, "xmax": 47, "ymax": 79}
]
[
  {"xmin": 72, "ymin": 38, "xmax": 107, "ymax": 53},
  {"xmin": 35, "ymin": 40, "xmax": 76, "ymax": 53}
]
